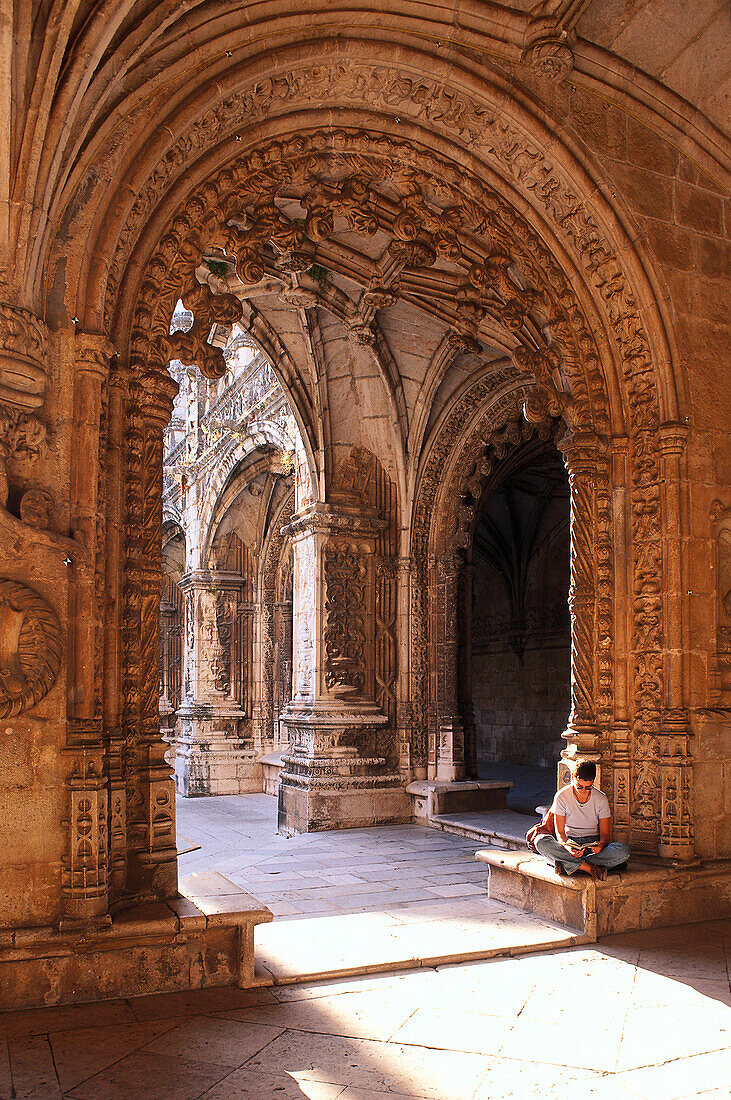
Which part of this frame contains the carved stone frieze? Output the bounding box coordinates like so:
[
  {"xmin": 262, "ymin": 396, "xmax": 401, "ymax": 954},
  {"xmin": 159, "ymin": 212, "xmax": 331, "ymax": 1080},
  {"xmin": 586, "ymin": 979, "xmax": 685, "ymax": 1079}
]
[{"xmin": 0, "ymin": 579, "xmax": 63, "ymax": 718}]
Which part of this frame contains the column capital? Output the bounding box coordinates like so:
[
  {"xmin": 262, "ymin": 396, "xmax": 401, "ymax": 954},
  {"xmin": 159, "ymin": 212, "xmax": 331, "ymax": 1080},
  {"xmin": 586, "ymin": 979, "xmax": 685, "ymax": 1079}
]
[
  {"xmin": 181, "ymin": 568, "xmax": 246, "ymax": 592},
  {"xmin": 658, "ymin": 422, "xmax": 688, "ymax": 457},
  {"xmin": 141, "ymin": 369, "xmax": 179, "ymax": 428},
  {"xmin": 76, "ymin": 333, "xmax": 116, "ymax": 378},
  {"xmin": 283, "ymin": 500, "xmax": 385, "ymax": 541},
  {"xmin": 556, "ymin": 427, "xmax": 598, "ymax": 472}
]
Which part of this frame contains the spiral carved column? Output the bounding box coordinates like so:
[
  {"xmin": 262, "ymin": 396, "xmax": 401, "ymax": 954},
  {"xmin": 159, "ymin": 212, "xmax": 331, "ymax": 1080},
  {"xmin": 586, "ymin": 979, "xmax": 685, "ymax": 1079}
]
[{"xmin": 558, "ymin": 430, "xmax": 601, "ymax": 786}]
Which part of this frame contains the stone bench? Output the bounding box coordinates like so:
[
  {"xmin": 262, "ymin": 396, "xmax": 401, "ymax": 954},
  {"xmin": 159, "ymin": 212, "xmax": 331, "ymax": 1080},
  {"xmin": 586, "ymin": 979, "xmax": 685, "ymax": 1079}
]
[
  {"xmin": 0, "ymin": 873, "xmax": 273, "ymax": 1011},
  {"xmin": 260, "ymin": 750, "xmax": 285, "ymax": 796},
  {"xmin": 409, "ymin": 779, "xmax": 513, "ymax": 820},
  {"xmin": 475, "ymin": 848, "xmax": 731, "ymax": 938}
]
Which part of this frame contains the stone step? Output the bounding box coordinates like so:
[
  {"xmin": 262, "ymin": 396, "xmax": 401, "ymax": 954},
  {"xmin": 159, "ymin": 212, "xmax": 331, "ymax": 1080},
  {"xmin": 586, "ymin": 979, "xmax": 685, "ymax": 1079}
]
[
  {"xmin": 430, "ymin": 809, "xmax": 540, "ymax": 850},
  {"xmin": 255, "ymin": 906, "xmax": 584, "ymax": 985}
]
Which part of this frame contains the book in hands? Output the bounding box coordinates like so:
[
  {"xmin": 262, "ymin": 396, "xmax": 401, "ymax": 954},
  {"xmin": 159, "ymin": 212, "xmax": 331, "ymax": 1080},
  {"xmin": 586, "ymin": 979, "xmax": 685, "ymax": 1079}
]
[{"xmin": 566, "ymin": 839, "xmax": 596, "ymax": 855}]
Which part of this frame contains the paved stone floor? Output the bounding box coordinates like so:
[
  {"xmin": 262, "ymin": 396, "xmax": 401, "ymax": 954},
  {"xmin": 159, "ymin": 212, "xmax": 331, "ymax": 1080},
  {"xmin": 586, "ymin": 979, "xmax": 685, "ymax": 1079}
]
[
  {"xmin": 1, "ymin": 921, "xmax": 729, "ymax": 1099},
  {"xmin": 176, "ymin": 794, "xmax": 580, "ymax": 981},
  {"xmin": 2, "ymin": 796, "xmax": 729, "ymax": 1098}
]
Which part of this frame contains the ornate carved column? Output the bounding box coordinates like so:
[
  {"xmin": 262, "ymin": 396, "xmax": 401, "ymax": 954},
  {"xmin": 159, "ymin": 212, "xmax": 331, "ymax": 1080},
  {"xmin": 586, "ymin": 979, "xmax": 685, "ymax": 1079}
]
[
  {"xmin": 103, "ymin": 360, "xmax": 130, "ymax": 896},
  {"xmin": 460, "ymin": 562, "xmax": 478, "ymax": 779},
  {"xmin": 607, "ymin": 436, "xmax": 632, "ymax": 842},
  {"xmin": 396, "ymin": 555, "xmax": 414, "ymax": 780},
  {"xmin": 558, "ymin": 429, "xmax": 601, "ymax": 787},
  {"xmin": 432, "ymin": 552, "xmax": 466, "ymax": 782},
  {"xmin": 63, "ymin": 335, "xmax": 113, "ymax": 922},
  {"xmin": 129, "ymin": 370, "xmax": 179, "ymax": 899},
  {"xmin": 176, "ymin": 569, "xmax": 255, "ymax": 794},
  {"xmin": 279, "ymin": 503, "xmax": 408, "ymax": 833},
  {"xmin": 657, "ymin": 424, "xmax": 694, "ymax": 861}
]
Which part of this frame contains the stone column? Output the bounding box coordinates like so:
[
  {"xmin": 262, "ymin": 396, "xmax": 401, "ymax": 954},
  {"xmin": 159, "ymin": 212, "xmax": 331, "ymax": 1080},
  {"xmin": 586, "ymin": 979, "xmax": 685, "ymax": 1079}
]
[
  {"xmin": 103, "ymin": 361, "xmax": 130, "ymax": 895},
  {"xmin": 433, "ymin": 552, "xmax": 466, "ymax": 782},
  {"xmin": 657, "ymin": 424, "xmax": 694, "ymax": 861},
  {"xmin": 132, "ymin": 370, "xmax": 179, "ymax": 898},
  {"xmin": 278, "ymin": 503, "xmax": 409, "ymax": 833},
  {"xmin": 608, "ymin": 437, "xmax": 632, "ymax": 842},
  {"xmin": 63, "ymin": 335, "xmax": 113, "ymax": 922},
  {"xmin": 557, "ymin": 430, "xmax": 601, "ymax": 788},
  {"xmin": 176, "ymin": 570, "xmax": 257, "ymax": 794}
]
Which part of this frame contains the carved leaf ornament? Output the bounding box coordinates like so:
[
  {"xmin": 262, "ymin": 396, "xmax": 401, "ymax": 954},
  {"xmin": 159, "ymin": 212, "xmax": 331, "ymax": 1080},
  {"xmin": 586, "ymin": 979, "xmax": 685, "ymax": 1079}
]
[{"xmin": 0, "ymin": 579, "xmax": 62, "ymax": 718}]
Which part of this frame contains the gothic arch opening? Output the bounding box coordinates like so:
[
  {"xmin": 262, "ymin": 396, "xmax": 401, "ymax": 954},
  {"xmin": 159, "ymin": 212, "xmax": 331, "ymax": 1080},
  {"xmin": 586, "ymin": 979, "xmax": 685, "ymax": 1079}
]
[
  {"xmin": 160, "ymin": 321, "xmax": 302, "ymax": 797},
  {"xmin": 467, "ymin": 440, "xmax": 570, "ymax": 810}
]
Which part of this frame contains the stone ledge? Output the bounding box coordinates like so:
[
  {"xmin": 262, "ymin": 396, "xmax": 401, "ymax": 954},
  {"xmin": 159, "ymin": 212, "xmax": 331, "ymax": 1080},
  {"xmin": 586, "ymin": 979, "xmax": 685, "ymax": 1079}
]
[
  {"xmin": 475, "ymin": 848, "xmax": 731, "ymax": 938},
  {"xmin": 0, "ymin": 876, "xmax": 273, "ymax": 1012},
  {"xmin": 408, "ymin": 779, "xmax": 513, "ymax": 818}
]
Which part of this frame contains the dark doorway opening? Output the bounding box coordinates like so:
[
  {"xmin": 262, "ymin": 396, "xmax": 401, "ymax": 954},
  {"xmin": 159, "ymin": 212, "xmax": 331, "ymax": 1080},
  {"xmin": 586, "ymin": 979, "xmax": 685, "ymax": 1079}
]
[{"xmin": 469, "ymin": 444, "xmax": 570, "ymax": 813}]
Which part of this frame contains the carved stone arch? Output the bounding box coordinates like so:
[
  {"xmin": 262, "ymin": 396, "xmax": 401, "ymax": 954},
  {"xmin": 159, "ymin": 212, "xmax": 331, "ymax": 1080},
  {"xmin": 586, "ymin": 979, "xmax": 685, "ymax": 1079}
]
[
  {"xmin": 70, "ymin": 56, "xmax": 684, "ymax": 861},
  {"xmin": 196, "ymin": 424, "xmax": 293, "ymax": 569},
  {"xmin": 67, "ymin": 45, "xmax": 680, "ymax": 424}
]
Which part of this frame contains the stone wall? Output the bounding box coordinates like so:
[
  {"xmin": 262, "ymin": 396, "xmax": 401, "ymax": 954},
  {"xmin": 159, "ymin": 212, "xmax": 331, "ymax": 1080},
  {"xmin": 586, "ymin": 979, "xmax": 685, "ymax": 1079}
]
[{"xmin": 473, "ymin": 637, "xmax": 570, "ymax": 771}]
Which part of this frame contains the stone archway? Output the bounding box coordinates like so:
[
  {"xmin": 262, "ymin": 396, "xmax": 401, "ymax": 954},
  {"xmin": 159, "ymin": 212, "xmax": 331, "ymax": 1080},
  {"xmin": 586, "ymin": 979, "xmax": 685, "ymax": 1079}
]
[
  {"xmin": 2, "ymin": 6, "xmax": 729, "ymax": 1010},
  {"xmin": 110, "ymin": 118, "xmax": 687, "ymax": 854}
]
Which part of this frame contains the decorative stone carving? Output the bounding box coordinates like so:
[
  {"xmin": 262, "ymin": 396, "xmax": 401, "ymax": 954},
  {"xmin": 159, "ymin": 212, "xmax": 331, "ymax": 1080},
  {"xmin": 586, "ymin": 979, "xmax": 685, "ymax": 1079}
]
[
  {"xmin": 0, "ymin": 579, "xmax": 63, "ymax": 718},
  {"xmin": 0, "ymin": 402, "xmax": 47, "ymax": 508},
  {"xmin": 324, "ymin": 545, "xmax": 367, "ymax": 697},
  {"xmin": 0, "ymin": 303, "xmax": 48, "ymax": 410},
  {"xmin": 526, "ymin": 37, "xmax": 574, "ymax": 81},
  {"xmin": 19, "ymin": 488, "xmax": 53, "ymax": 529}
]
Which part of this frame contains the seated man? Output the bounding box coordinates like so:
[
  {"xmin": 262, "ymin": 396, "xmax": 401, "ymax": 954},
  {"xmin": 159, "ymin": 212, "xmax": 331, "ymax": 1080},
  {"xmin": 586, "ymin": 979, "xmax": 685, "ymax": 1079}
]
[{"xmin": 534, "ymin": 761, "xmax": 631, "ymax": 880}]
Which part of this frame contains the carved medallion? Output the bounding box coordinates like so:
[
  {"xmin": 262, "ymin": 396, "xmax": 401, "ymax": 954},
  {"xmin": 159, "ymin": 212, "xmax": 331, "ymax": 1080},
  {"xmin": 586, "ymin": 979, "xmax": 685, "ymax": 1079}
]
[{"xmin": 0, "ymin": 579, "xmax": 63, "ymax": 717}]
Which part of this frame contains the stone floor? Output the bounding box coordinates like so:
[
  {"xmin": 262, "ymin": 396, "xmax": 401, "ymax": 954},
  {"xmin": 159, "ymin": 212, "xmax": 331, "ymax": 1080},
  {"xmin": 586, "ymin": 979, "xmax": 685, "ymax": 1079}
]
[
  {"xmin": 1, "ymin": 920, "xmax": 729, "ymax": 1098},
  {"xmin": 177, "ymin": 794, "xmax": 580, "ymax": 981},
  {"xmin": 2, "ymin": 796, "xmax": 729, "ymax": 1098},
  {"xmin": 176, "ymin": 792, "xmax": 495, "ymax": 918}
]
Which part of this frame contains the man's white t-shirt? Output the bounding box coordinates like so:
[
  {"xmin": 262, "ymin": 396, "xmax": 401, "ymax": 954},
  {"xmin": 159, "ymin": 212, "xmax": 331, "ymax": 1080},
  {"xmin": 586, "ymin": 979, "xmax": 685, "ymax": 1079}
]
[{"xmin": 550, "ymin": 785, "xmax": 611, "ymax": 838}]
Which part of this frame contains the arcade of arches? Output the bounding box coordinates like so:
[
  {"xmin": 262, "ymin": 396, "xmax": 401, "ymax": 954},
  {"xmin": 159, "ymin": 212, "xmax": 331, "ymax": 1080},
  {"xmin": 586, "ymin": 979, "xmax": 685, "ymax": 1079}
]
[{"xmin": 0, "ymin": 0, "xmax": 729, "ymax": 1009}]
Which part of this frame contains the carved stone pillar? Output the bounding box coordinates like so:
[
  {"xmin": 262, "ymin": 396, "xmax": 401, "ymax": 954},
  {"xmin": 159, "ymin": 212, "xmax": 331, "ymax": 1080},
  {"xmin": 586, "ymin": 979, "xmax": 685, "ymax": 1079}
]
[
  {"xmin": 278, "ymin": 503, "xmax": 408, "ymax": 833},
  {"xmin": 432, "ymin": 552, "xmax": 466, "ymax": 782},
  {"xmin": 63, "ymin": 335, "xmax": 113, "ymax": 922},
  {"xmin": 104, "ymin": 361, "xmax": 130, "ymax": 895},
  {"xmin": 657, "ymin": 425, "xmax": 694, "ymax": 861},
  {"xmin": 460, "ymin": 562, "xmax": 478, "ymax": 779},
  {"xmin": 176, "ymin": 570, "xmax": 257, "ymax": 794},
  {"xmin": 130, "ymin": 371, "xmax": 179, "ymax": 898},
  {"xmin": 557, "ymin": 430, "xmax": 601, "ymax": 788},
  {"xmin": 396, "ymin": 555, "xmax": 414, "ymax": 780}
]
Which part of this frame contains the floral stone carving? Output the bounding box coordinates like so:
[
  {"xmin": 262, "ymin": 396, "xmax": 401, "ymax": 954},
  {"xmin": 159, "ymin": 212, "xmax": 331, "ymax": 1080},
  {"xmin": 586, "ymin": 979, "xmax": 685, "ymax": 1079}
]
[{"xmin": 0, "ymin": 579, "xmax": 63, "ymax": 717}]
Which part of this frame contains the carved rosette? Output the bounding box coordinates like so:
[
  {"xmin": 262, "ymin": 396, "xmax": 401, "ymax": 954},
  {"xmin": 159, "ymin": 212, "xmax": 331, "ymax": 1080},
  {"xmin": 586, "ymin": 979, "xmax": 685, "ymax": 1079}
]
[{"xmin": 0, "ymin": 579, "xmax": 62, "ymax": 717}]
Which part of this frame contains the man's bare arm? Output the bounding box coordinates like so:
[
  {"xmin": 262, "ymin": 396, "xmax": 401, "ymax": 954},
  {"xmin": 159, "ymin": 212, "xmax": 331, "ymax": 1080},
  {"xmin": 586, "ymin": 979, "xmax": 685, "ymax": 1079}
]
[{"xmin": 553, "ymin": 814, "xmax": 578, "ymax": 855}]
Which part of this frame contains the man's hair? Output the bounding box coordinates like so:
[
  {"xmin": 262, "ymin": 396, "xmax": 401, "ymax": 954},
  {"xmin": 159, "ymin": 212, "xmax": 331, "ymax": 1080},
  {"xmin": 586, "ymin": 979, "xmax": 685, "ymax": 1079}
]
[{"xmin": 575, "ymin": 761, "xmax": 597, "ymax": 781}]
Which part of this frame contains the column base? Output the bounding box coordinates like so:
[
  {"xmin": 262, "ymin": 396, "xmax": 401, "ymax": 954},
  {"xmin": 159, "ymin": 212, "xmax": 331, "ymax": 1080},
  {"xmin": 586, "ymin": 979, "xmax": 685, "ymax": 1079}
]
[
  {"xmin": 278, "ymin": 698, "xmax": 410, "ymax": 833},
  {"xmin": 176, "ymin": 710, "xmax": 261, "ymax": 796}
]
